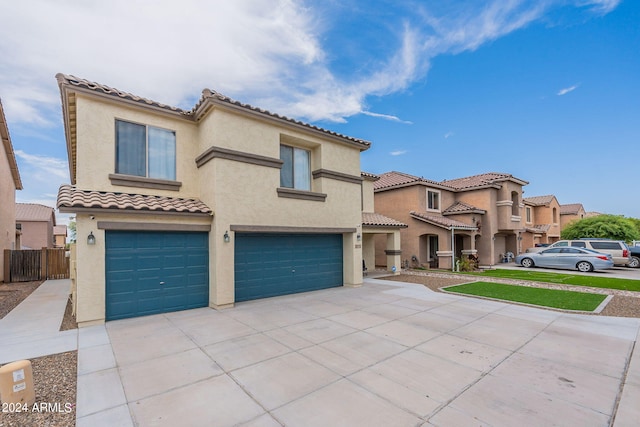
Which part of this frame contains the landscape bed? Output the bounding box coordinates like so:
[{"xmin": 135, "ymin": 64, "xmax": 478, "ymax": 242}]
[{"xmin": 444, "ymin": 281, "xmax": 607, "ymax": 311}]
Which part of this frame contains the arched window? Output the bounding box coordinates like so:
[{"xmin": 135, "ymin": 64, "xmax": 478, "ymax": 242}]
[
  {"xmin": 553, "ymin": 207, "xmax": 558, "ymax": 223},
  {"xmin": 511, "ymin": 191, "xmax": 519, "ymax": 216}
]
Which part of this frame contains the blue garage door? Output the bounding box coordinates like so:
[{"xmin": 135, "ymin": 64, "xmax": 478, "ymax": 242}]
[
  {"xmin": 106, "ymin": 231, "xmax": 209, "ymax": 321},
  {"xmin": 235, "ymin": 233, "xmax": 343, "ymax": 302}
]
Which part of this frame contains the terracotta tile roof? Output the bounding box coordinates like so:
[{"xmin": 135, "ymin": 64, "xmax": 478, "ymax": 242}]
[
  {"xmin": 362, "ymin": 212, "xmax": 407, "ymax": 228},
  {"xmin": 374, "ymin": 171, "xmax": 443, "ymax": 191},
  {"xmin": 56, "ymin": 185, "xmax": 212, "ymax": 215},
  {"xmin": 525, "ymin": 224, "xmax": 551, "ymax": 233},
  {"xmin": 524, "ymin": 195, "xmax": 556, "ymax": 206},
  {"xmin": 410, "ymin": 211, "xmax": 477, "ymax": 230},
  {"xmin": 440, "ymin": 172, "xmax": 528, "ymax": 190},
  {"xmin": 53, "ymin": 225, "xmax": 67, "ymax": 236},
  {"xmin": 0, "ymin": 98, "xmax": 22, "ymax": 189},
  {"xmin": 16, "ymin": 203, "xmax": 55, "ymax": 222},
  {"xmin": 442, "ymin": 201, "xmax": 486, "ymax": 215},
  {"xmin": 560, "ymin": 203, "xmax": 584, "ymax": 215},
  {"xmin": 360, "ymin": 171, "xmax": 380, "ymax": 182}
]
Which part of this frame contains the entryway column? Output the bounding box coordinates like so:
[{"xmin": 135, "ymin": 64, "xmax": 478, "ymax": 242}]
[{"xmin": 384, "ymin": 231, "xmax": 401, "ymax": 274}]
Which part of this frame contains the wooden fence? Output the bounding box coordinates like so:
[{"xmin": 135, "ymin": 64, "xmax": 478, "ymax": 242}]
[{"xmin": 3, "ymin": 248, "xmax": 70, "ymax": 283}]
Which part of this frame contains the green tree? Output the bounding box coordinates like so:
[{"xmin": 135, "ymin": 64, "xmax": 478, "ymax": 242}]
[
  {"xmin": 68, "ymin": 220, "xmax": 77, "ymax": 243},
  {"xmin": 561, "ymin": 215, "xmax": 640, "ymax": 242}
]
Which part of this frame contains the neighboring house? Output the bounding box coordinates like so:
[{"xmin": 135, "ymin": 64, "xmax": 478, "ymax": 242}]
[
  {"xmin": 55, "ymin": 74, "xmax": 371, "ymax": 326},
  {"xmin": 374, "ymin": 171, "xmax": 528, "ymax": 268},
  {"xmin": 54, "ymin": 225, "xmax": 67, "ymax": 248},
  {"xmin": 560, "ymin": 203, "xmax": 586, "ymax": 229},
  {"xmin": 360, "ymin": 172, "xmax": 407, "ymax": 273},
  {"xmin": 0, "ymin": 98, "xmax": 23, "ymax": 282},
  {"xmin": 521, "ymin": 195, "xmax": 562, "ymax": 249},
  {"xmin": 16, "ymin": 203, "xmax": 57, "ymax": 249}
]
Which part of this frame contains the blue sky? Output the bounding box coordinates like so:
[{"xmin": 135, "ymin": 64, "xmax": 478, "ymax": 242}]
[{"xmin": 1, "ymin": 0, "xmax": 638, "ymax": 222}]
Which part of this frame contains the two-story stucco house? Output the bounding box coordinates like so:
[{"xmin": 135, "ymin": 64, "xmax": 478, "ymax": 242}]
[
  {"xmin": 521, "ymin": 195, "xmax": 562, "ymax": 248},
  {"xmin": 16, "ymin": 203, "xmax": 57, "ymax": 249},
  {"xmin": 373, "ymin": 171, "xmax": 528, "ymax": 268},
  {"xmin": 55, "ymin": 74, "xmax": 371, "ymax": 326},
  {"xmin": 560, "ymin": 203, "xmax": 586, "ymax": 229},
  {"xmin": 0, "ymin": 99, "xmax": 23, "ymax": 282}
]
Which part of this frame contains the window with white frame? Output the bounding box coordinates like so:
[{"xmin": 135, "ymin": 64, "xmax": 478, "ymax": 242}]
[
  {"xmin": 115, "ymin": 120, "xmax": 176, "ymax": 180},
  {"xmin": 526, "ymin": 207, "xmax": 532, "ymax": 223},
  {"xmin": 427, "ymin": 190, "xmax": 440, "ymax": 211},
  {"xmin": 280, "ymin": 144, "xmax": 310, "ymax": 191}
]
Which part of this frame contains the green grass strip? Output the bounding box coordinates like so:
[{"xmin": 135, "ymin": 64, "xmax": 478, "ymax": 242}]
[
  {"xmin": 461, "ymin": 269, "xmax": 640, "ymax": 291},
  {"xmin": 445, "ymin": 281, "xmax": 606, "ymax": 311}
]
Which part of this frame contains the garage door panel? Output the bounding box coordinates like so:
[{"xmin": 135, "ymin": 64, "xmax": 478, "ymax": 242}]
[
  {"xmin": 106, "ymin": 231, "xmax": 209, "ymax": 321},
  {"xmin": 235, "ymin": 233, "xmax": 342, "ymax": 302}
]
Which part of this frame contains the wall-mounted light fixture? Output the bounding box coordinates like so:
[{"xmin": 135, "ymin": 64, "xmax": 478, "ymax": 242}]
[
  {"xmin": 356, "ymin": 233, "xmax": 361, "ymax": 242},
  {"xmin": 223, "ymin": 231, "xmax": 230, "ymax": 243},
  {"xmin": 87, "ymin": 231, "xmax": 96, "ymax": 245}
]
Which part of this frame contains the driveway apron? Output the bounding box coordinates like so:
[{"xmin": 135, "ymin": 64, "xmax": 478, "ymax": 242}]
[{"xmin": 75, "ymin": 277, "xmax": 640, "ymax": 427}]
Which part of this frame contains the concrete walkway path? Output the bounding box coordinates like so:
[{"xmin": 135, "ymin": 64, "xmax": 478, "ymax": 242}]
[
  {"xmin": 75, "ymin": 277, "xmax": 640, "ymax": 427},
  {"xmin": 0, "ymin": 279, "xmax": 77, "ymax": 364}
]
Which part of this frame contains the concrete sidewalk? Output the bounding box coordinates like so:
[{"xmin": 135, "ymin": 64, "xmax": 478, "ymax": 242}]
[
  {"xmin": 0, "ymin": 279, "xmax": 77, "ymax": 364},
  {"xmin": 75, "ymin": 277, "xmax": 640, "ymax": 427}
]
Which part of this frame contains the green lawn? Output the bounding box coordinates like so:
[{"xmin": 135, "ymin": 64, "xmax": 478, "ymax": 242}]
[
  {"xmin": 462, "ymin": 269, "xmax": 640, "ymax": 291},
  {"xmin": 445, "ymin": 281, "xmax": 607, "ymax": 311}
]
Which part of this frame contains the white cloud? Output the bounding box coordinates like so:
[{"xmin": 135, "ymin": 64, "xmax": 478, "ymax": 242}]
[
  {"xmin": 0, "ymin": 0, "xmax": 620, "ymax": 126},
  {"xmin": 15, "ymin": 150, "xmax": 68, "ymax": 181},
  {"xmin": 361, "ymin": 111, "xmax": 413, "ymax": 124},
  {"xmin": 557, "ymin": 84, "xmax": 579, "ymax": 96},
  {"xmin": 390, "ymin": 150, "xmax": 407, "ymax": 156},
  {"xmin": 444, "ymin": 131, "xmax": 454, "ymax": 139}
]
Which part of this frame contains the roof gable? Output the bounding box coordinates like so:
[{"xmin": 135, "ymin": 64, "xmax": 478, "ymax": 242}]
[
  {"xmin": 560, "ymin": 203, "xmax": 585, "ymax": 215},
  {"xmin": 524, "ymin": 195, "xmax": 557, "ymax": 206},
  {"xmin": 440, "ymin": 172, "xmax": 528, "ymax": 190},
  {"xmin": 0, "ymin": 99, "xmax": 23, "ymax": 189}
]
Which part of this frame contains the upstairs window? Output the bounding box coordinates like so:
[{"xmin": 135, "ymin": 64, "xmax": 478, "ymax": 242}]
[
  {"xmin": 280, "ymin": 145, "xmax": 310, "ymax": 191},
  {"xmin": 526, "ymin": 207, "xmax": 532, "ymax": 223},
  {"xmin": 427, "ymin": 190, "xmax": 440, "ymax": 211},
  {"xmin": 116, "ymin": 120, "xmax": 176, "ymax": 181}
]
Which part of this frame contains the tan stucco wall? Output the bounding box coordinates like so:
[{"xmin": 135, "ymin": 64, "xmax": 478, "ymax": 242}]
[
  {"xmin": 75, "ymin": 96, "xmax": 201, "ymax": 197},
  {"xmin": 0, "ymin": 144, "xmax": 17, "ymax": 280},
  {"xmin": 361, "ymin": 179, "xmax": 375, "ymax": 213},
  {"xmin": 16, "ymin": 221, "xmax": 53, "ymax": 249},
  {"xmin": 71, "ymin": 96, "xmax": 365, "ymax": 324}
]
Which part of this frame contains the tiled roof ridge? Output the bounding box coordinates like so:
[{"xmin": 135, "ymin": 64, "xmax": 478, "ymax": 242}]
[
  {"xmin": 56, "ymin": 74, "xmax": 370, "ymax": 148},
  {"xmin": 524, "ymin": 195, "xmax": 556, "ymax": 205},
  {"xmin": 439, "ymin": 171, "xmax": 528, "ymax": 190},
  {"xmin": 56, "ymin": 74, "xmax": 190, "ymax": 115},
  {"xmin": 442, "ymin": 201, "xmax": 486, "ymax": 214}
]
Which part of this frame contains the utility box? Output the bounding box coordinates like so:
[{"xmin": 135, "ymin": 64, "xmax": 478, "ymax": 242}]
[{"xmin": 0, "ymin": 360, "xmax": 36, "ymax": 405}]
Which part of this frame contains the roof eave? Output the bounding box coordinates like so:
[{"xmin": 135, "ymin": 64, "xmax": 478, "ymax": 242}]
[{"xmin": 0, "ymin": 100, "xmax": 23, "ymax": 189}]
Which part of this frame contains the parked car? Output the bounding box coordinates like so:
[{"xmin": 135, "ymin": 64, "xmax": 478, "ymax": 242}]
[
  {"xmin": 628, "ymin": 245, "xmax": 640, "ymax": 268},
  {"xmin": 525, "ymin": 239, "xmax": 630, "ymax": 266},
  {"xmin": 516, "ymin": 247, "xmax": 614, "ymax": 272}
]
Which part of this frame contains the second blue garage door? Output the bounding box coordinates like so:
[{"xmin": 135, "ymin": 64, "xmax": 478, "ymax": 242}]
[
  {"xmin": 234, "ymin": 233, "xmax": 343, "ymax": 302},
  {"xmin": 105, "ymin": 231, "xmax": 209, "ymax": 321}
]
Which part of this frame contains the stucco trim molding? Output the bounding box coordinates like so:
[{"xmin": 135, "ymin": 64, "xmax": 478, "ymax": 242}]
[
  {"xmin": 436, "ymin": 251, "xmax": 453, "ymax": 257},
  {"xmin": 108, "ymin": 174, "xmax": 182, "ymax": 191},
  {"xmin": 312, "ymin": 169, "xmax": 363, "ymax": 185},
  {"xmin": 384, "ymin": 249, "xmax": 402, "ymax": 255},
  {"xmin": 196, "ymin": 146, "xmax": 284, "ymax": 169},
  {"xmin": 496, "ymin": 200, "xmax": 513, "ymax": 207},
  {"xmin": 98, "ymin": 221, "xmax": 211, "ymax": 232},
  {"xmin": 230, "ymin": 225, "xmax": 356, "ymax": 234},
  {"xmin": 277, "ymin": 187, "xmax": 327, "ymax": 202}
]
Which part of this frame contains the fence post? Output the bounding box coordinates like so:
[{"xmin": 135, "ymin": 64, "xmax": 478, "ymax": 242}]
[
  {"xmin": 40, "ymin": 248, "xmax": 47, "ymax": 280},
  {"xmin": 3, "ymin": 250, "xmax": 10, "ymax": 283}
]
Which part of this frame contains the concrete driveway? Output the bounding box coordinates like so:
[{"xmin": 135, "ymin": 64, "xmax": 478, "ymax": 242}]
[{"xmin": 76, "ymin": 277, "xmax": 640, "ymax": 427}]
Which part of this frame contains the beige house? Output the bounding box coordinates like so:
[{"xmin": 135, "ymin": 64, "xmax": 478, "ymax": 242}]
[
  {"xmin": 521, "ymin": 195, "xmax": 562, "ymax": 248},
  {"xmin": 54, "ymin": 225, "xmax": 67, "ymax": 248},
  {"xmin": 55, "ymin": 74, "xmax": 371, "ymax": 326},
  {"xmin": 0, "ymin": 99, "xmax": 23, "ymax": 281},
  {"xmin": 560, "ymin": 203, "xmax": 586, "ymax": 228},
  {"xmin": 373, "ymin": 171, "xmax": 528, "ymax": 268},
  {"xmin": 16, "ymin": 203, "xmax": 56, "ymax": 249}
]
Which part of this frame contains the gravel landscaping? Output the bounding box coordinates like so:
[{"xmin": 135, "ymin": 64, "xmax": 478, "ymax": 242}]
[{"xmin": 0, "ymin": 281, "xmax": 77, "ymax": 427}]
